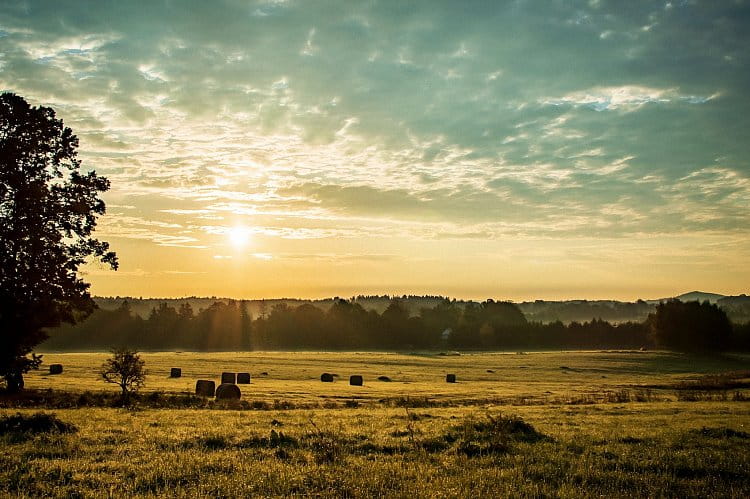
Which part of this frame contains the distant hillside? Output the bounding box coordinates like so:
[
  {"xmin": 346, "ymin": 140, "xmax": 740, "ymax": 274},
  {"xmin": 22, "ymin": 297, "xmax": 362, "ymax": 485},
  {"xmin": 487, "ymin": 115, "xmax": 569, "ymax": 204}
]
[
  {"xmin": 517, "ymin": 300, "xmax": 653, "ymax": 324},
  {"xmin": 717, "ymin": 294, "xmax": 750, "ymax": 323},
  {"xmin": 674, "ymin": 291, "xmax": 726, "ymax": 304}
]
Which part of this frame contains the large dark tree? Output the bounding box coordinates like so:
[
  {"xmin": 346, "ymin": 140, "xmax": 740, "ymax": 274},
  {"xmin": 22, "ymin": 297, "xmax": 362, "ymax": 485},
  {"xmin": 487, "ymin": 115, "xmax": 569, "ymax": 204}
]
[
  {"xmin": 649, "ymin": 299, "xmax": 732, "ymax": 352},
  {"xmin": 0, "ymin": 93, "xmax": 117, "ymax": 391}
]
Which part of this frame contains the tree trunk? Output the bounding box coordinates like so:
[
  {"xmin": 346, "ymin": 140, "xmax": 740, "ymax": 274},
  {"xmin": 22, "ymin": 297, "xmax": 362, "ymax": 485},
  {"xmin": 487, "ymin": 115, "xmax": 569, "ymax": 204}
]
[{"xmin": 4, "ymin": 372, "xmax": 24, "ymax": 392}]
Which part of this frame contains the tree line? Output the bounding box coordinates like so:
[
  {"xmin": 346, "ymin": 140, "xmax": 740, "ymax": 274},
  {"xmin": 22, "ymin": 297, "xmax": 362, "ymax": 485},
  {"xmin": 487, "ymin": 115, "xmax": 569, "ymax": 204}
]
[{"xmin": 42, "ymin": 298, "xmax": 750, "ymax": 352}]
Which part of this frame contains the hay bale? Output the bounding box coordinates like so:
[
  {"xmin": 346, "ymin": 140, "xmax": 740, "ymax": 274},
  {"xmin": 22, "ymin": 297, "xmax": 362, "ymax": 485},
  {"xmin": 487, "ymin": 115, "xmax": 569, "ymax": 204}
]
[
  {"xmin": 377, "ymin": 376, "xmax": 391, "ymax": 382},
  {"xmin": 237, "ymin": 372, "xmax": 251, "ymax": 384},
  {"xmin": 221, "ymin": 372, "xmax": 236, "ymax": 384},
  {"xmin": 321, "ymin": 373, "xmax": 334, "ymax": 382},
  {"xmin": 215, "ymin": 383, "xmax": 241, "ymax": 400},
  {"xmin": 349, "ymin": 375, "xmax": 363, "ymax": 386},
  {"xmin": 49, "ymin": 364, "xmax": 63, "ymax": 375},
  {"xmin": 195, "ymin": 380, "xmax": 216, "ymax": 397},
  {"xmin": 170, "ymin": 367, "xmax": 181, "ymax": 378},
  {"xmin": 446, "ymin": 374, "xmax": 457, "ymax": 383}
]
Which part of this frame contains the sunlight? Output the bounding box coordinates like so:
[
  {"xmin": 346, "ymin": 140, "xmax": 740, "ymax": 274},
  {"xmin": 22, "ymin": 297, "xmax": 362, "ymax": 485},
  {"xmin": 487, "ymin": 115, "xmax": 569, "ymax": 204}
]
[{"xmin": 227, "ymin": 226, "xmax": 251, "ymax": 248}]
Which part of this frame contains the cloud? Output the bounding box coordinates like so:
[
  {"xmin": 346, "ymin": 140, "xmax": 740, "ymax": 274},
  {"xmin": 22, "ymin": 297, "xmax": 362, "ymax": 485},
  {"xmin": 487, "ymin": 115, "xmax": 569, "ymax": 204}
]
[
  {"xmin": 1, "ymin": 0, "xmax": 748, "ymax": 293},
  {"xmin": 540, "ymin": 86, "xmax": 717, "ymax": 111}
]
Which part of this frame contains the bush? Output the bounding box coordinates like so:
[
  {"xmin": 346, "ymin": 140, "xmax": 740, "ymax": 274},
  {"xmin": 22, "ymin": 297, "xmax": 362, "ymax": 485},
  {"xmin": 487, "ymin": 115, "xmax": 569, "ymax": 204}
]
[
  {"xmin": 0, "ymin": 412, "xmax": 77, "ymax": 435},
  {"xmin": 443, "ymin": 414, "xmax": 548, "ymax": 456}
]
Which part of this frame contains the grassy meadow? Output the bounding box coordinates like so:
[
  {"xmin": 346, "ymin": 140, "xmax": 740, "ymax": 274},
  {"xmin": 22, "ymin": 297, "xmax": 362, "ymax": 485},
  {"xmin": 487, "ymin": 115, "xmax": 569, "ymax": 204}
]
[
  {"xmin": 20, "ymin": 350, "xmax": 750, "ymax": 405},
  {"xmin": 2, "ymin": 351, "xmax": 750, "ymax": 497}
]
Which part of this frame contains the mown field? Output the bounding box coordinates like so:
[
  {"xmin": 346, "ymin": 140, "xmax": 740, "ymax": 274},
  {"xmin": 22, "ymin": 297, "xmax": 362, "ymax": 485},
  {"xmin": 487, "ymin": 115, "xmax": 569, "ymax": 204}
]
[
  {"xmin": 20, "ymin": 350, "xmax": 750, "ymax": 405},
  {"xmin": 2, "ymin": 351, "xmax": 750, "ymax": 497}
]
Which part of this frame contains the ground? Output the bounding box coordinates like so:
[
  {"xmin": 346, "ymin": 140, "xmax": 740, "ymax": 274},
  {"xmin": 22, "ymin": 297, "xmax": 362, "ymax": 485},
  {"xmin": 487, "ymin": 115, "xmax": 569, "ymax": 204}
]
[{"xmin": 2, "ymin": 351, "xmax": 749, "ymax": 497}]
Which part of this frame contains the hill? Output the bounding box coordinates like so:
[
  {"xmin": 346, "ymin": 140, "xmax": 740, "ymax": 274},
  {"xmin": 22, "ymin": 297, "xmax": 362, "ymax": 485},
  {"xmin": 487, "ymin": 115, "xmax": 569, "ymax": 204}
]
[{"xmin": 674, "ymin": 291, "xmax": 726, "ymax": 304}]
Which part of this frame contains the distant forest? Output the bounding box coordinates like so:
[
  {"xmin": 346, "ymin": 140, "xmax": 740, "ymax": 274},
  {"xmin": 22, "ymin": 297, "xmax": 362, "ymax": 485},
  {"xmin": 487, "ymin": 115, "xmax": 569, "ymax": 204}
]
[
  {"xmin": 92, "ymin": 293, "xmax": 750, "ymax": 325},
  {"xmin": 42, "ymin": 296, "xmax": 750, "ymax": 352}
]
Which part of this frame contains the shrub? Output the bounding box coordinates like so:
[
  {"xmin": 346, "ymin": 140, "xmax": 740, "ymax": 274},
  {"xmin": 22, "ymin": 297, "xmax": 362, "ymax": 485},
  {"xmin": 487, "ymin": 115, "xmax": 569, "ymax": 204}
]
[
  {"xmin": 0, "ymin": 412, "xmax": 77, "ymax": 435},
  {"xmin": 444, "ymin": 414, "xmax": 548, "ymax": 457}
]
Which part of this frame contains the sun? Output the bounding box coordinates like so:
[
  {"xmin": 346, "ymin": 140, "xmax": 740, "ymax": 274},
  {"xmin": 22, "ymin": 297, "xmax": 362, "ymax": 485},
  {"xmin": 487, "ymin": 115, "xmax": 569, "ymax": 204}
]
[{"xmin": 227, "ymin": 226, "xmax": 251, "ymax": 248}]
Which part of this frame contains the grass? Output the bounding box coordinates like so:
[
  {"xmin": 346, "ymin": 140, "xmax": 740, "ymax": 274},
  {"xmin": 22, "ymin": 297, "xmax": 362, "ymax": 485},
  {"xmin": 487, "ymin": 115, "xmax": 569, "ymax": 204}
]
[
  {"xmin": 1, "ymin": 404, "xmax": 749, "ymax": 497},
  {"xmin": 23, "ymin": 350, "xmax": 750, "ymax": 406},
  {"xmin": 1, "ymin": 350, "xmax": 749, "ymax": 496}
]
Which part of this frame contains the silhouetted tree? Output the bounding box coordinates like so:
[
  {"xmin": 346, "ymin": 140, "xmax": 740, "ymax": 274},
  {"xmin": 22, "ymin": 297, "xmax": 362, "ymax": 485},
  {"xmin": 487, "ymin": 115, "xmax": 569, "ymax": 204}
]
[
  {"xmin": 100, "ymin": 348, "xmax": 145, "ymax": 400},
  {"xmin": 380, "ymin": 300, "xmax": 411, "ymax": 348},
  {"xmin": 649, "ymin": 299, "xmax": 732, "ymax": 352},
  {"xmin": 0, "ymin": 93, "xmax": 117, "ymax": 391},
  {"xmin": 240, "ymin": 300, "xmax": 253, "ymax": 350},
  {"xmin": 419, "ymin": 299, "xmax": 460, "ymax": 342}
]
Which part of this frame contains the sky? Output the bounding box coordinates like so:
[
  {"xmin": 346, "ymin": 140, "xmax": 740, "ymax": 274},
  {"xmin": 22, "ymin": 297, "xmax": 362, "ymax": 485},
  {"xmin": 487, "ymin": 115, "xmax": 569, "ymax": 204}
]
[{"xmin": 1, "ymin": 0, "xmax": 749, "ymax": 301}]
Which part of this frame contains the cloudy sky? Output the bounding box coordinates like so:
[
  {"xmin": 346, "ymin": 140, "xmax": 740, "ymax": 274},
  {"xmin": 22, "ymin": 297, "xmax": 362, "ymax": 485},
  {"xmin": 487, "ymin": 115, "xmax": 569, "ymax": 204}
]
[{"xmin": 2, "ymin": 0, "xmax": 749, "ymax": 300}]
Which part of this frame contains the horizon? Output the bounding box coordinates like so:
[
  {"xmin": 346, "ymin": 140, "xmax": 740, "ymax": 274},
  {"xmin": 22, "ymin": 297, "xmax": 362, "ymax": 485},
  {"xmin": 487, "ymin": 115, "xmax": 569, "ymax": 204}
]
[
  {"xmin": 2, "ymin": 1, "xmax": 749, "ymax": 299},
  {"xmin": 91, "ymin": 289, "xmax": 738, "ymax": 304}
]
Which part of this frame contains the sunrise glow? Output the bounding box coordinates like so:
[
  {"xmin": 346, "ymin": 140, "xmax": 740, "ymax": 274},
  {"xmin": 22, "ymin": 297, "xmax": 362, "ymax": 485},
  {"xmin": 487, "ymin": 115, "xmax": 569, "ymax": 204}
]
[{"xmin": 1, "ymin": 1, "xmax": 747, "ymax": 301}]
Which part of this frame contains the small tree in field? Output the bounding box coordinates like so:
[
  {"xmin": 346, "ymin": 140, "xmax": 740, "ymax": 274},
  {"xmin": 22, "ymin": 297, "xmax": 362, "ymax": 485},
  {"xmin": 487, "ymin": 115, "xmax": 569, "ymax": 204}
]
[{"xmin": 101, "ymin": 348, "xmax": 145, "ymax": 399}]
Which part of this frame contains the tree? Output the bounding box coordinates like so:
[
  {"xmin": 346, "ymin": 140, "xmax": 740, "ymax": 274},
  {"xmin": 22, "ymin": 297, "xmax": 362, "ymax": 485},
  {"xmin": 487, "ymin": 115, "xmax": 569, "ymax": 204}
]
[
  {"xmin": 100, "ymin": 348, "xmax": 145, "ymax": 399},
  {"xmin": 0, "ymin": 93, "xmax": 117, "ymax": 391},
  {"xmin": 240, "ymin": 300, "xmax": 253, "ymax": 351},
  {"xmin": 649, "ymin": 299, "xmax": 732, "ymax": 352}
]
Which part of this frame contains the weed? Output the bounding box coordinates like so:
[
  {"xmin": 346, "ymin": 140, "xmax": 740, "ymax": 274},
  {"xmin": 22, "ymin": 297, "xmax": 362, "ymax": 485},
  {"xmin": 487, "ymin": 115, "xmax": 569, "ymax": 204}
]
[
  {"xmin": 305, "ymin": 418, "xmax": 345, "ymax": 464},
  {"xmin": 676, "ymin": 390, "xmax": 729, "ymax": 402},
  {"xmin": 692, "ymin": 427, "xmax": 750, "ymax": 439},
  {"xmin": 386, "ymin": 397, "xmax": 437, "ymax": 408}
]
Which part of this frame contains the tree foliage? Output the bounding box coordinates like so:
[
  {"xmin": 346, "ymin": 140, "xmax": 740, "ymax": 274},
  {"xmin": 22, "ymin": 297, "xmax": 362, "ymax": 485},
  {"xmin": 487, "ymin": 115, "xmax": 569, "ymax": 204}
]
[
  {"xmin": 100, "ymin": 348, "xmax": 146, "ymax": 398},
  {"xmin": 0, "ymin": 93, "xmax": 117, "ymax": 391},
  {"xmin": 649, "ymin": 299, "xmax": 732, "ymax": 352},
  {"xmin": 45, "ymin": 297, "xmax": 659, "ymax": 351}
]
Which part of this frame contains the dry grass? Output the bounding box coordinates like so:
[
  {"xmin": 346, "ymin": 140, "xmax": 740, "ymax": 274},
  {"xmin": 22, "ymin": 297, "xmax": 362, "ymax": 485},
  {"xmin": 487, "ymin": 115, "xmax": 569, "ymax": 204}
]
[
  {"xmin": 2, "ymin": 350, "xmax": 749, "ymax": 496},
  {"xmin": 24, "ymin": 350, "xmax": 750, "ymax": 406},
  {"xmin": 1, "ymin": 403, "xmax": 749, "ymax": 497}
]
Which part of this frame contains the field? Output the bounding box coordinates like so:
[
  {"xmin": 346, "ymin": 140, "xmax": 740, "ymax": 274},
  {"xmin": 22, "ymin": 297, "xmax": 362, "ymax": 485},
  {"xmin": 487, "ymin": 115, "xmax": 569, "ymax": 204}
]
[{"xmin": 2, "ymin": 351, "xmax": 750, "ymax": 497}]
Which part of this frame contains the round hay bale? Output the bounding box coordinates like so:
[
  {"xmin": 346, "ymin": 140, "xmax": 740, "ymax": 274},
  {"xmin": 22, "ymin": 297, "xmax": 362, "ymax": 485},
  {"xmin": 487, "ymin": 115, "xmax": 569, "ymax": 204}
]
[
  {"xmin": 49, "ymin": 364, "xmax": 63, "ymax": 375},
  {"xmin": 170, "ymin": 367, "xmax": 181, "ymax": 378},
  {"xmin": 377, "ymin": 376, "xmax": 391, "ymax": 382},
  {"xmin": 349, "ymin": 375, "xmax": 363, "ymax": 386},
  {"xmin": 446, "ymin": 374, "xmax": 457, "ymax": 383},
  {"xmin": 215, "ymin": 383, "xmax": 241, "ymax": 400},
  {"xmin": 321, "ymin": 373, "xmax": 334, "ymax": 382},
  {"xmin": 195, "ymin": 380, "xmax": 216, "ymax": 397},
  {"xmin": 237, "ymin": 372, "xmax": 251, "ymax": 384},
  {"xmin": 221, "ymin": 372, "xmax": 236, "ymax": 384}
]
